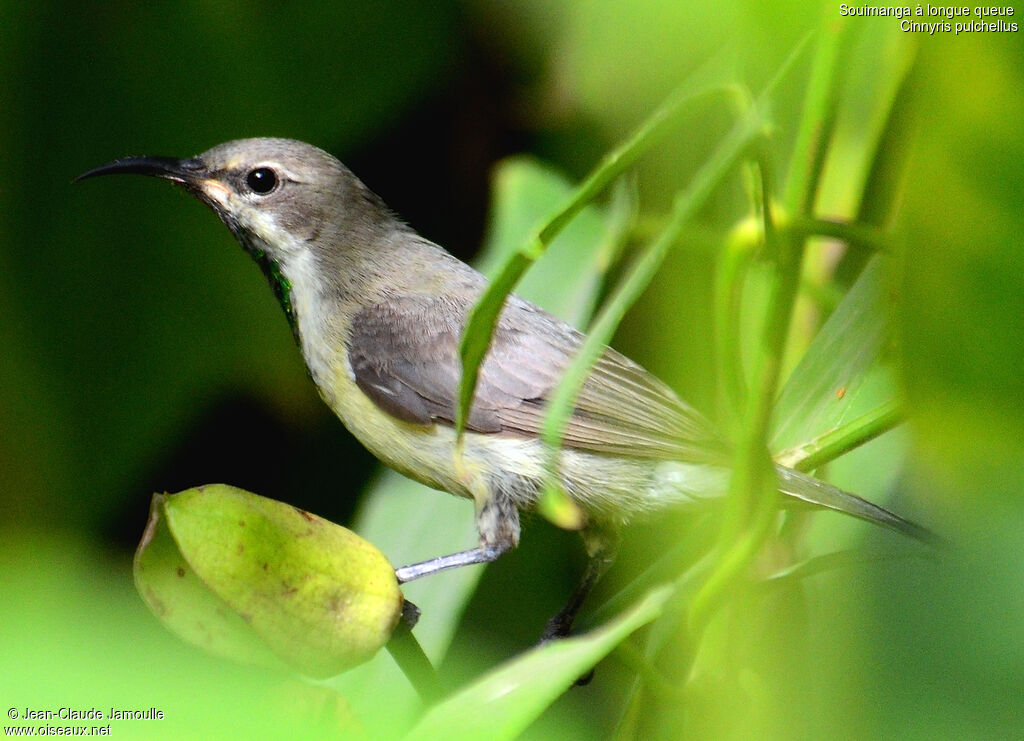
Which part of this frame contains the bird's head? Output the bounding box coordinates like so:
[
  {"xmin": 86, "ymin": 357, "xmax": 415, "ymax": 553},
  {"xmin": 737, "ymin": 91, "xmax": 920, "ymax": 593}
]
[
  {"xmin": 78, "ymin": 137, "xmax": 391, "ymax": 264},
  {"xmin": 78, "ymin": 138, "xmax": 402, "ymax": 335}
]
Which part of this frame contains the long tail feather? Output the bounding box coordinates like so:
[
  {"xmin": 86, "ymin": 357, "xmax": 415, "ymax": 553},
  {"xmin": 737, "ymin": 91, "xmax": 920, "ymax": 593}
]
[{"xmin": 775, "ymin": 465, "xmax": 939, "ymax": 545}]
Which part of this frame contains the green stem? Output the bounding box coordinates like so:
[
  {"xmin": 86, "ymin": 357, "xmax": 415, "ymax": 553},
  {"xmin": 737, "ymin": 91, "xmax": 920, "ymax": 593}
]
[
  {"xmin": 783, "ymin": 15, "xmax": 846, "ymax": 384},
  {"xmin": 836, "ymin": 45, "xmax": 921, "ymax": 284},
  {"xmin": 789, "ymin": 216, "xmax": 889, "ymax": 254},
  {"xmin": 690, "ymin": 151, "xmax": 794, "ymax": 633},
  {"xmin": 714, "ymin": 217, "xmax": 759, "ymax": 427},
  {"xmin": 713, "ymin": 209, "xmax": 890, "ymax": 424},
  {"xmin": 385, "ymin": 603, "xmax": 441, "ymax": 704},
  {"xmin": 611, "ymin": 35, "xmax": 816, "ymax": 733},
  {"xmin": 780, "ymin": 399, "xmax": 903, "ymax": 472},
  {"xmin": 693, "ymin": 22, "xmax": 846, "ymax": 632},
  {"xmin": 782, "ymin": 17, "xmax": 844, "ymax": 215}
]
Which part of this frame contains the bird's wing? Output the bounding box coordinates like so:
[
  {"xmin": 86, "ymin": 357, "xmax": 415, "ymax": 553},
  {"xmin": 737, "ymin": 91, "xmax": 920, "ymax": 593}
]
[{"xmin": 348, "ymin": 293, "xmax": 722, "ymax": 462}]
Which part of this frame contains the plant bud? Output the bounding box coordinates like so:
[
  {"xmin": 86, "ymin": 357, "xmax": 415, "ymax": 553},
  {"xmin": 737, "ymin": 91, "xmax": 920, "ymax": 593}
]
[{"xmin": 134, "ymin": 484, "xmax": 403, "ymax": 677}]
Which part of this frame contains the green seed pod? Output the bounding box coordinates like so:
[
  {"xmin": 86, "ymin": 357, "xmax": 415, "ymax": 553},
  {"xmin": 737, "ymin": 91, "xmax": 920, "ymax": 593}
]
[{"xmin": 134, "ymin": 484, "xmax": 403, "ymax": 678}]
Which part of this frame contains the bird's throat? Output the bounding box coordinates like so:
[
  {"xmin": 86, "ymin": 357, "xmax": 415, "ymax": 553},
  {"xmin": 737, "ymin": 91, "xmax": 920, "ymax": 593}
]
[
  {"xmin": 218, "ymin": 213, "xmax": 302, "ymax": 346},
  {"xmin": 249, "ymin": 246, "xmax": 299, "ymax": 345}
]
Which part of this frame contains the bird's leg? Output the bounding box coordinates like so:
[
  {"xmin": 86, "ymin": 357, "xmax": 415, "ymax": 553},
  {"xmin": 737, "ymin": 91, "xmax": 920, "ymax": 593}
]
[
  {"xmin": 395, "ymin": 487, "xmax": 520, "ymax": 584},
  {"xmin": 541, "ymin": 526, "xmax": 619, "ymax": 642},
  {"xmin": 395, "ymin": 546, "xmax": 507, "ymax": 582}
]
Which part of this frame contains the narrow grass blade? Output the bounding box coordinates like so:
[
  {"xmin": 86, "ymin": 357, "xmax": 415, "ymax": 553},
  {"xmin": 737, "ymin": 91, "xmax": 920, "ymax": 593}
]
[{"xmin": 405, "ymin": 585, "xmax": 672, "ymax": 741}]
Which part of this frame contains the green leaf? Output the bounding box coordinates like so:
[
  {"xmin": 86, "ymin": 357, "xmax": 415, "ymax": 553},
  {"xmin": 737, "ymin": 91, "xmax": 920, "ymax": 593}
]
[
  {"xmin": 405, "ymin": 585, "xmax": 672, "ymax": 741},
  {"xmin": 770, "ymin": 256, "xmax": 890, "ymax": 452}
]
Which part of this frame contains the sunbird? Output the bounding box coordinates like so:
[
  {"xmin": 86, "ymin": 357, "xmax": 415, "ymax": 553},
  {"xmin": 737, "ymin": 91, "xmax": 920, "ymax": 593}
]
[{"xmin": 80, "ymin": 138, "xmax": 930, "ymax": 638}]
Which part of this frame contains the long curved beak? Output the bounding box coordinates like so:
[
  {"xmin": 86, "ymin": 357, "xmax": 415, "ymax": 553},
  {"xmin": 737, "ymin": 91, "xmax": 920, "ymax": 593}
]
[{"xmin": 75, "ymin": 156, "xmax": 206, "ymax": 184}]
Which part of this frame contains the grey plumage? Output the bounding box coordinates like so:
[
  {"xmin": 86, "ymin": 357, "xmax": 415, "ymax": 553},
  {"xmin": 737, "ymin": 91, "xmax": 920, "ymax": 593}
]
[{"xmin": 349, "ymin": 291, "xmax": 723, "ymax": 461}]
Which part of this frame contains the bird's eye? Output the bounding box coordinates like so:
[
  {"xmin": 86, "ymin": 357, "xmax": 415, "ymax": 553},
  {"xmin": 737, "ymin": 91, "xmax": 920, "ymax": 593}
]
[{"xmin": 245, "ymin": 167, "xmax": 279, "ymax": 195}]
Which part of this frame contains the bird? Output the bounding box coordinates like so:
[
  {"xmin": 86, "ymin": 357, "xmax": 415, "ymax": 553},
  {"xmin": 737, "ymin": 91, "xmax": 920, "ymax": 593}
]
[{"xmin": 78, "ymin": 138, "xmax": 931, "ymax": 639}]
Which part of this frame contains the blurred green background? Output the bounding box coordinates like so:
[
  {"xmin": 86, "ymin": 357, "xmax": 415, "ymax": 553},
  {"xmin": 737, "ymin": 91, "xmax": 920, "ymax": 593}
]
[{"xmin": 2, "ymin": 1, "xmax": 1023, "ymax": 738}]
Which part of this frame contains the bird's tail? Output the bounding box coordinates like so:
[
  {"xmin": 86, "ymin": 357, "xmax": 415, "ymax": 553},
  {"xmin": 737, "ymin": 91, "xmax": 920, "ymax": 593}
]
[{"xmin": 774, "ymin": 465, "xmax": 937, "ymax": 544}]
